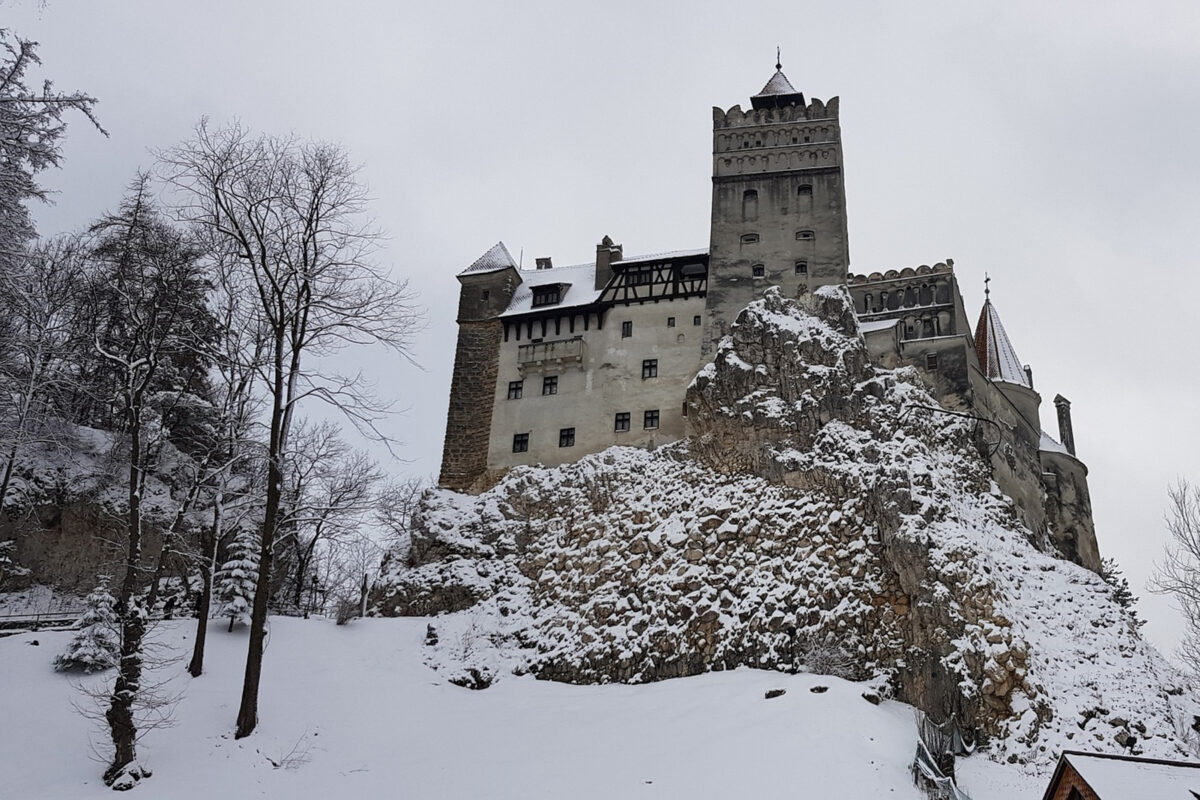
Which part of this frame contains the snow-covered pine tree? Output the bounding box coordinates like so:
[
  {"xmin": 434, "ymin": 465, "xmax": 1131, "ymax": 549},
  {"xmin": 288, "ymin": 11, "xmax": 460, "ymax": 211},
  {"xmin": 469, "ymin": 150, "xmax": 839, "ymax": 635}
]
[
  {"xmin": 54, "ymin": 584, "xmax": 120, "ymax": 672},
  {"xmin": 215, "ymin": 530, "xmax": 259, "ymax": 631},
  {"xmin": 0, "ymin": 539, "xmax": 30, "ymax": 589}
]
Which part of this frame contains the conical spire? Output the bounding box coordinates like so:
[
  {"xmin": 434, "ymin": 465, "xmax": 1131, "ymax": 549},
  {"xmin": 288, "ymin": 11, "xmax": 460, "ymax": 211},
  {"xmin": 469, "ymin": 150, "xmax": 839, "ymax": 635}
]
[
  {"xmin": 458, "ymin": 241, "xmax": 517, "ymax": 276},
  {"xmin": 974, "ymin": 289, "xmax": 1030, "ymax": 387},
  {"xmin": 751, "ymin": 50, "xmax": 805, "ymax": 109}
]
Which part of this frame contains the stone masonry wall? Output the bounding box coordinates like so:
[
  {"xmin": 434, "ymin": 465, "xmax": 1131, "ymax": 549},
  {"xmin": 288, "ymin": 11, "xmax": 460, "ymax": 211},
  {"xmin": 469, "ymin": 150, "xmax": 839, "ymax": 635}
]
[{"xmin": 438, "ymin": 319, "xmax": 503, "ymax": 491}]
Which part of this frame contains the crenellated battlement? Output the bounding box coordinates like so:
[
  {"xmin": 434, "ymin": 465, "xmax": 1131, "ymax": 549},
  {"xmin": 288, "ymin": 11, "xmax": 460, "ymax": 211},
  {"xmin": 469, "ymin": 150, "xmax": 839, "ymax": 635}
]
[
  {"xmin": 713, "ymin": 96, "xmax": 839, "ymax": 129},
  {"xmin": 847, "ymin": 260, "xmax": 955, "ymax": 285}
]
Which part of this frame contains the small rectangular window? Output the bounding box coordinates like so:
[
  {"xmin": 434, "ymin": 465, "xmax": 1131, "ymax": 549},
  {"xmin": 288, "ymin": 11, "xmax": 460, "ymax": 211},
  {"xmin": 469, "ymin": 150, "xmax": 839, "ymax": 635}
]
[
  {"xmin": 798, "ymin": 184, "xmax": 813, "ymax": 196},
  {"xmin": 796, "ymin": 230, "xmax": 815, "ymax": 241},
  {"xmin": 507, "ymin": 380, "xmax": 523, "ymax": 400},
  {"xmin": 614, "ymin": 412, "xmax": 630, "ymax": 432},
  {"xmin": 740, "ymin": 233, "xmax": 759, "ymax": 244},
  {"xmin": 693, "ymin": 315, "xmax": 702, "ymax": 326},
  {"xmin": 481, "ymin": 289, "xmax": 490, "ymax": 301},
  {"xmin": 642, "ymin": 359, "xmax": 658, "ymax": 379},
  {"xmin": 667, "ymin": 317, "xmax": 676, "ymax": 328},
  {"xmin": 542, "ymin": 376, "xmax": 558, "ymax": 395},
  {"xmin": 621, "ymin": 320, "xmax": 632, "ymax": 338},
  {"xmin": 558, "ymin": 427, "xmax": 575, "ymax": 447},
  {"xmin": 512, "ymin": 433, "xmax": 529, "ymax": 453},
  {"xmin": 752, "ymin": 264, "xmax": 765, "ymax": 278},
  {"xmin": 925, "ymin": 353, "xmax": 939, "ymax": 371},
  {"xmin": 795, "ymin": 260, "xmax": 808, "ymax": 275},
  {"xmin": 643, "ymin": 409, "xmax": 660, "ymax": 430}
]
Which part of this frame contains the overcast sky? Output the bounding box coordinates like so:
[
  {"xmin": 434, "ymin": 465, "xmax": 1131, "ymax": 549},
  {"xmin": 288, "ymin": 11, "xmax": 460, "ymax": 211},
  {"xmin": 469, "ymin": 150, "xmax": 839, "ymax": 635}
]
[{"xmin": 8, "ymin": 0, "xmax": 1200, "ymax": 657}]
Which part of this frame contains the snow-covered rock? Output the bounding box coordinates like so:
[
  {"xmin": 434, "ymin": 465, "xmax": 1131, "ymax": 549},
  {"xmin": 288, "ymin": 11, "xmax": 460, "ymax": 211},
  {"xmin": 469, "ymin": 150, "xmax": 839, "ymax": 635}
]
[{"xmin": 374, "ymin": 286, "xmax": 1199, "ymax": 769}]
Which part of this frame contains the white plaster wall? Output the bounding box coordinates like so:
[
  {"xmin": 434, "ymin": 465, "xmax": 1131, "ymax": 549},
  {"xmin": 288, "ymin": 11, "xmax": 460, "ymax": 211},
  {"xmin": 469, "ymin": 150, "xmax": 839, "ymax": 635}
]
[{"xmin": 487, "ymin": 297, "xmax": 707, "ymax": 469}]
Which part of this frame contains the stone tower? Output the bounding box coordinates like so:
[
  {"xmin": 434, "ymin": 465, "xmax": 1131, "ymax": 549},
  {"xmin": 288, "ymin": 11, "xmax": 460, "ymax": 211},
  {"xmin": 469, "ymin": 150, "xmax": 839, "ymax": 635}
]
[
  {"xmin": 704, "ymin": 60, "xmax": 851, "ymax": 354},
  {"xmin": 437, "ymin": 242, "xmax": 521, "ymax": 491}
]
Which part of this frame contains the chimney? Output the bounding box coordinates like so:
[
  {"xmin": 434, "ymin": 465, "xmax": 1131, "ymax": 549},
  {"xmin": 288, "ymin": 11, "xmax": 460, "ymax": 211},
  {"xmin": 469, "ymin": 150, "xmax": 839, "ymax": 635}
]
[
  {"xmin": 535, "ymin": 257, "xmax": 553, "ymax": 270},
  {"xmin": 594, "ymin": 235, "xmax": 623, "ymax": 290},
  {"xmin": 1054, "ymin": 394, "xmax": 1076, "ymax": 456}
]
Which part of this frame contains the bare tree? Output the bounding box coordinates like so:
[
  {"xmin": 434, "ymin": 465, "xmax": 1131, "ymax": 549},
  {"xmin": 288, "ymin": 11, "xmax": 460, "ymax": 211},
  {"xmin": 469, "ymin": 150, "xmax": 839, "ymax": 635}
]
[
  {"xmin": 84, "ymin": 175, "xmax": 213, "ymax": 787},
  {"xmin": 0, "ymin": 235, "xmax": 85, "ymax": 511},
  {"xmin": 1151, "ymin": 479, "xmax": 1200, "ymax": 668},
  {"xmin": 274, "ymin": 420, "xmax": 381, "ymax": 610},
  {"xmin": 375, "ymin": 474, "xmax": 429, "ymax": 566},
  {"xmin": 185, "ymin": 255, "xmax": 266, "ymax": 677},
  {"xmin": 161, "ymin": 121, "xmax": 420, "ymax": 738}
]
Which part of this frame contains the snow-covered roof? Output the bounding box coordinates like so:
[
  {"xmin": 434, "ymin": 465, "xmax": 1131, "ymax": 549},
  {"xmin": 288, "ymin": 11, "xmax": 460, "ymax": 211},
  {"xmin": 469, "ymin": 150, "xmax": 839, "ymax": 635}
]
[
  {"xmin": 458, "ymin": 241, "xmax": 517, "ymax": 277},
  {"xmin": 502, "ymin": 261, "xmax": 600, "ymax": 317},
  {"xmin": 1061, "ymin": 751, "xmax": 1200, "ymax": 799},
  {"xmin": 1039, "ymin": 430, "xmax": 1070, "ymax": 455},
  {"xmin": 500, "ymin": 247, "xmax": 707, "ymax": 317},
  {"xmin": 754, "ymin": 69, "xmax": 799, "ymax": 98},
  {"xmin": 858, "ymin": 318, "xmax": 901, "ymax": 334},
  {"xmin": 973, "ymin": 299, "xmax": 1030, "ymax": 388},
  {"xmin": 616, "ymin": 247, "xmax": 708, "ymax": 265}
]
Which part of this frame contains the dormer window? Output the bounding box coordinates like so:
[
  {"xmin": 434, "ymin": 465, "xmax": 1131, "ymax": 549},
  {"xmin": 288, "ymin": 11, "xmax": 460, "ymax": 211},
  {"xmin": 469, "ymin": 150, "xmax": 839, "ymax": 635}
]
[{"xmin": 531, "ymin": 285, "xmax": 562, "ymax": 307}]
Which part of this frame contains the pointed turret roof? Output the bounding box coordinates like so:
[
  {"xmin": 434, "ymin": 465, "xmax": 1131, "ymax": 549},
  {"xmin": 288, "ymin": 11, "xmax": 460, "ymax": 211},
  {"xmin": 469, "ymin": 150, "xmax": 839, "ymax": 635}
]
[
  {"xmin": 458, "ymin": 241, "xmax": 517, "ymax": 277},
  {"xmin": 757, "ymin": 69, "xmax": 798, "ymax": 97},
  {"xmin": 974, "ymin": 296, "xmax": 1031, "ymax": 388},
  {"xmin": 751, "ymin": 51, "xmax": 806, "ymax": 110}
]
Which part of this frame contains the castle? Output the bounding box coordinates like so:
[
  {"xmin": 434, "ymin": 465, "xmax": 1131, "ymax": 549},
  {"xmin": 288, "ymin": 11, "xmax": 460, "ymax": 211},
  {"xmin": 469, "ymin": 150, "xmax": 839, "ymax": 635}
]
[{"xmin": 437, "ymin": 61, "xmax": 1100, "ymax": 572}]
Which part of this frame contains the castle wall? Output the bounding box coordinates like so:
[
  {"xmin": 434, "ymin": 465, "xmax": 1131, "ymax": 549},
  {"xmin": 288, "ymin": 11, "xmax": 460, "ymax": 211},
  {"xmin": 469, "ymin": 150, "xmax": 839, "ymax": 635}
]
[
  {"xmin": 438, "ymin": 320, "xmax": 505, "ymax": 490},
  {"xmin": 704, "ymin": 100, "xmax": 850, "ymax": 356},
  {"xmin": 487, "ymin": 297, "xmax": 706, "ymax": 470},
  {"xmin": 1041, "ymin": 450, "xmax": 1101, "ymax": 572},
  {"xmin": 438, "ymin": 266, "xmax": 519, "ymax": 491},
  {"xmin": 965, "ymin": 362, "xmax": 1050, "ymax": 540}
]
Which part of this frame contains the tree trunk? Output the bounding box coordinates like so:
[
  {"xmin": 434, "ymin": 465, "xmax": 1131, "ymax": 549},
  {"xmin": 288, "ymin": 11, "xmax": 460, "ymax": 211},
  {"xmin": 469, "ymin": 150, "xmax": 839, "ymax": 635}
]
[
  {"xmin": 104, "ymin": 405, "xmax": 145, "ymax": 785},
  {"xmin": 235, "ymin": 343, "xmax": 286, "ymax": 739},
  {"xmin": 188, "ymin": 500, "xmax": 222, "ymax": 677}
]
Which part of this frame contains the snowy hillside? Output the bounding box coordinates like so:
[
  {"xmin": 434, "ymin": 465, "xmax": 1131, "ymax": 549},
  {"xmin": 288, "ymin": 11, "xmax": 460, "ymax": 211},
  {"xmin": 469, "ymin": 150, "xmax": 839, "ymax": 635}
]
[
  {"xmin": 0, "ymin": 617, "xmax": 1040, "ymax": 799},
  {"xmin": 374, "ymin": 286, "xmax": 1200, "ymax": 771}
]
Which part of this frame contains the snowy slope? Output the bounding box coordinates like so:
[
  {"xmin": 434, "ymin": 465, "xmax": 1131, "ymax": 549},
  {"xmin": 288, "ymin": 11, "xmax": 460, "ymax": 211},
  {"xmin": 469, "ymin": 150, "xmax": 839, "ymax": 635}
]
[
  {"xmin": 374, "ymin": 286, "xmax": 1200, "ymax": 772},
  {"xmin": 0, "ymin": 617, "xmax": 1040, "ymax": 799}
]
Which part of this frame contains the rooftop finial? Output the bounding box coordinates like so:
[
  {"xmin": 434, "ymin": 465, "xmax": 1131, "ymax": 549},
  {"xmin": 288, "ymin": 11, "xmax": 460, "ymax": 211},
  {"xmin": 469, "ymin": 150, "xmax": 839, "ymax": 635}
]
[
  {"xmin": 984, "ymin": 271, "xmax": 991, "ymax": 301},
  {"xmin": 776, "ymin": 46, "xmax": 782, "ymax": 71}
]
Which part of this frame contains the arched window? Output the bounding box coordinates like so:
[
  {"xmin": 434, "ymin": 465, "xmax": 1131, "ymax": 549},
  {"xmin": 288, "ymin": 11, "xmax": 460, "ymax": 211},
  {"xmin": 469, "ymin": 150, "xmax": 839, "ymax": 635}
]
[
  {"xmin": 919, "ymin": 284, "xmax": 933, "ymax": 305},
  {"xmin": 742, "ymin": 190, "xmax": 758, "ymax": 222},
  {"xmin": 794, "ymin": 260, "xmax": 808, "ymax": 275},
  {"xmin": 740, "ymin": 233, "xmax": 760, "ymax": 245},
  {"xmin": 752, "ymin": 264, "xmax": 765, "ymax": 278},
  {"xmin": 863, "ymin": 293, "xmax": 873, "ymax": 313},
  {"xmin": 795, "ymin": 230, "xmax": 815, "ymax": 241},
  {"xmin": 798, "ymin": 185, "xmax": 813, "ymax": 196}
]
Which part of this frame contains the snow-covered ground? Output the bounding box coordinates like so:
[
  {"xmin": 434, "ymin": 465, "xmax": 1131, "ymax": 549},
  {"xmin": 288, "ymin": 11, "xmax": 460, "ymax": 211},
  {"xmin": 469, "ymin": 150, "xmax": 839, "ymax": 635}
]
[{"xmin": 0, "ymin": 616, "xmax": 1042, "ymax": 799}]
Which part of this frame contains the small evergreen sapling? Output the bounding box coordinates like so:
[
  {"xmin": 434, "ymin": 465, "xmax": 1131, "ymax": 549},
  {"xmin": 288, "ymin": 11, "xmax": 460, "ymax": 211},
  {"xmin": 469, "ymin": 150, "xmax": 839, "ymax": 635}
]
[
  {"xmin": 215, "ymin": 530, "xmax": 259, "ymax": 631},
  {"xmin": 1101, "ymin": 557, "xmax": 1146, "ymax": 629},
  {"xmin": 54, "ymin": 584, "xmax": 120, "ymax": 672},
  {"xmin": 0, "ymin": 539, "xmax": 30, "ymax": 589}
]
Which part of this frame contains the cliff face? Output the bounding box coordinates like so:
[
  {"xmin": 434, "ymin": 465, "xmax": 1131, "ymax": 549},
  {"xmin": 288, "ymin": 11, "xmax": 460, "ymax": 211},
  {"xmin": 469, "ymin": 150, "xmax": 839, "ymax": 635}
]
[{"xmin": 374, "ymin": 287, "xmax": 1197, "ymax": 767}]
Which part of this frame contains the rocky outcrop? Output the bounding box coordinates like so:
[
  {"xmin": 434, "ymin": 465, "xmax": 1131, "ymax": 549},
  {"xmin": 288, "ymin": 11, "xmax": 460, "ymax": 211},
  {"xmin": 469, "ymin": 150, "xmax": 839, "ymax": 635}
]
[{"xmin": 373, "ymin": 286, "xmax": 1197, "ymax": 766}]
